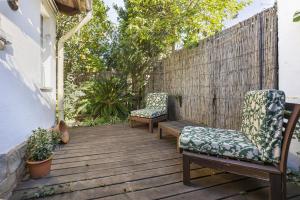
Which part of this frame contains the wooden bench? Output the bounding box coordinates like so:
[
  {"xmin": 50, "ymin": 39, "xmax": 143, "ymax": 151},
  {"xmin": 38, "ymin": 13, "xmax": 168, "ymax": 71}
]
[
  {"xmin": 182, "ymin": 103, "xmax": 300, "ymax": 200},
  {"xmin": 158, "ymin": 120, "xmax": 202, "ymax": 153}
]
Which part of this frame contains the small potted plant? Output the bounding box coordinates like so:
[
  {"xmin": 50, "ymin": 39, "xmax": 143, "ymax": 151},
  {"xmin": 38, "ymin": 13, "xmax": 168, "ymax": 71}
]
[
  {"xmin": 26, "ymin": 128, "xmax": 60, "ymax": 178},
  {"xmin": 52, "ymin": 120, "xmax": 70, "ymax": 144}
]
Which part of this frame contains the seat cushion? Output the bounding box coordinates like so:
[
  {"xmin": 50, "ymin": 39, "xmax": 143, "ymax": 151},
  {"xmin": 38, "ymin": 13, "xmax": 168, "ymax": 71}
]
[
  {"xmin": 146, "ymin": 93, "xmax": 168, "ymax": 111},
  {"xmin": 240, "ymin": 90, "xmax": 285, "ymax": 163},
  {"xmin": 131, "ymin": 108, "xmax": 167, "ymax": 118},
  {"xmin": 179, "ymin": 126, "xmax": 261, "ymax": 162}
]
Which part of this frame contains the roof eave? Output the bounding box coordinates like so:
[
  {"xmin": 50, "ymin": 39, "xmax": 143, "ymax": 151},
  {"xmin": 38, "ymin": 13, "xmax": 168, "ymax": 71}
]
[{"xmin": 54, "ymin": 0, "xmax": 92, "ymax": 16}]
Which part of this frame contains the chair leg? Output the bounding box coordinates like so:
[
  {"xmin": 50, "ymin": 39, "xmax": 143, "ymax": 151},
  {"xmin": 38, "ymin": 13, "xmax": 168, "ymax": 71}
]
[
  {"xmin": 158, "ymin": 127, "xmax": 162, "ymax": 139},
  {"xmin": 183, "ymin": 154, "xmax": 191, "ymax": 185},
  {"xmin": 149, "ymin": 120, "xmax": 154, "ymax": 133},
  {"xmin": 269, "ymin": 173, "xmax": 285, "ymax": 200},
  {"xmin": 282, "ymin": 174, "xmax": 287, "ymax": 200},
  {"xmin": 179, "ymin": 148, "xmax": 183, "ymax": 154},
  {"xmin": 176, "ymin": 136, "xmax": 180, "ymax": 153},
  {"xmin": 129, "ymin": 118, "xmax": 133, "ymax": 128}
]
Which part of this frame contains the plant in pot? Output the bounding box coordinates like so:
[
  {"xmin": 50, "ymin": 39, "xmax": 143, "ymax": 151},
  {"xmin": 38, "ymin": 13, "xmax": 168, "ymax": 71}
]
[
  {"xmin": 52, "ymin": 120, "xmax": 69, "ymax": 144},
  {"xmin": 26, "ymin": 128, "xmax": 60, "ymax": 178}
]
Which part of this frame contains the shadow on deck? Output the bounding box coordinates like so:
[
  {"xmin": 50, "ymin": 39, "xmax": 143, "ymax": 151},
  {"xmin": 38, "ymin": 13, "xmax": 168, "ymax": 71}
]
[{"xmin": 12, "ymin": 124, "xmax": 300, "ymax": 200}]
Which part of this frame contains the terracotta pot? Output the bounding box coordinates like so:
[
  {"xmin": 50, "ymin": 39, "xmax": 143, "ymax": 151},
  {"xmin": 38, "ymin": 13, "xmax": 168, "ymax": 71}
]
[
  {"xmin": 53, "ymin": 120, "xmax": 70, "ymax": 144},
  {"xmin": 27, "ymin": 156, "xmax": 53, "ymax": 179}
]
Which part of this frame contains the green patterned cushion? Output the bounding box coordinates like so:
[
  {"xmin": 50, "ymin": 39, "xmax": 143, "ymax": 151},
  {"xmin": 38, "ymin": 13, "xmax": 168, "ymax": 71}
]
[
  {"xmin": 146, "ymin": 93, "xmax": 168, "ymax": 110},
  {"xmin": 130, "ymin": 93, "xmax": 168, "ymax": 119},
  {"xmin": 240, "ymin": 90, "xmax": 285, "ymax": 163},
  {"xmin": 131, "ymin": 108, "xmax": 167, "ymax": 118},
  {"xmin": 180, "ymin": 126, "xmax": 261, "ymax": 161},
  {"xmin": 294, "ymin": 120, "xmax": 300, "ymax": 140}
]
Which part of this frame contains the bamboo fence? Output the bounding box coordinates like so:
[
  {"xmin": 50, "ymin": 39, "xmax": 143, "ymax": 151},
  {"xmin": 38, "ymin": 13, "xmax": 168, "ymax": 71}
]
[{"xmin": 146, "ymin": 6, "xmax": 278, "ymax": 130}]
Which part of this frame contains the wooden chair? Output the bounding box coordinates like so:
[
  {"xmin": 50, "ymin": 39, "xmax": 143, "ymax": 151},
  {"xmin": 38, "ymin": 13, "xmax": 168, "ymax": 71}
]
[
  {"xmin": 182, "ymin": 102, "xmax": 300, "ymax": 200},
  {"xmin": 129, "ymin": 93, "xmax": 168, "ymax": 133}
]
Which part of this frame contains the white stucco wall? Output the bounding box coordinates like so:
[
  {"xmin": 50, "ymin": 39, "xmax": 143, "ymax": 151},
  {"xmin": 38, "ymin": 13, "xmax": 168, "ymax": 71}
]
[
  {"xmin": 0, "ymin": 0, "xmax": 57, "ymax": 154},
  {"xmin": 278, "ymin": 0, "xmax": 300, "ymax": 171},
  {"xmin": 278, "ymin": 0, "xmax": 300, "ymax": 102}
]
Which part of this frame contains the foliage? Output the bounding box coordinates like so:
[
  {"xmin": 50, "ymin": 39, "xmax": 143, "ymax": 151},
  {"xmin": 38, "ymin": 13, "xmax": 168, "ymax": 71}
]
[
  {"xmin": 77, "ymin": 77, "xmax": 131, "ymax": 120},
  {"xmin": 33, "ymin": 186, "xmax": 55, "ymax": 198},
  {"xmin": 57, "ymin": 0, "xmax": 114, "ymax": 123},
  {"xmin": 294, "ymin": 120, "xmax": 300, "ymax": 141},
  {"xmin": 80, "ymin": 116, "xmax": 124, "ymax": 127},
  {"xmin": 26, "ymin": 128, "xmax": 59, "ymax": 161},
  {"xmin": 64, "ymin": 73, "xmax": 84, "ymax": 124},
  {"xmin": 107, "ymin": 0, "xmax": 250, "ymax": 105},
  {"xmin": 115, "ymin": 0, "xmax": 250, "ymax": 50},
  {"xmin": 58, "ymin": 0, "xmax": 249, "ymax": 125},
  {"xmin": 288, "ymin": 168, "xmax": 300, "ymax": 186},
  {"xmin": 51, "ymin": 130, "xmax": 62, "ymax": 147},
  {"xmin": 294, "ymin": 11, "xmax": 300, "ymax": 22},
  {"xmin": 57, "ymin": 0, "xmax": 112, "ymax": 77}
]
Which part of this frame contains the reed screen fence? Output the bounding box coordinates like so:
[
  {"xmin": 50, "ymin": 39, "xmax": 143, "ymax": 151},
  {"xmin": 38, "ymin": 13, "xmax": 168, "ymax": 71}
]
[{"xmin": 146, "ymin": 7, "xmax": 278, "ymax": 130}]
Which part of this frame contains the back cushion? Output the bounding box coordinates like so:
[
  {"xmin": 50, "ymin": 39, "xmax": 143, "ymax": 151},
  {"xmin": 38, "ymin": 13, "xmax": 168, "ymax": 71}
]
[
  {"xmin": 240, "ymin": 90, "xmax": 285, "ymax": 163},
  {"xmin": 146, "ymin": 93, "xmax": 168, "ymax": 110}
]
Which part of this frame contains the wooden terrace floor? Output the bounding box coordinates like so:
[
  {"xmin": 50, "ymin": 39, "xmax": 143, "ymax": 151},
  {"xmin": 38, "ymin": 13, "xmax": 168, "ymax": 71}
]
[{"xmin": 12, "ymin": 124, "xmax": 300, "ymax": 200}]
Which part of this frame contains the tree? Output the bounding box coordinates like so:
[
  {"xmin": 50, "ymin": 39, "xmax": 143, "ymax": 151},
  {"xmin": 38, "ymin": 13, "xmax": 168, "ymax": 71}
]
[
  {"xmin": 109, "ymin": 0, "xmax": 249, "ymax": 106},
  {"xmin": 58, "ymin": 0, "xmax": 250, "ymax": 122},
  {"xmin": 116, "ymin": 0, "xmax": 250, "ymax": 50},
  {"xmin": 57, "ymin": 0, "xmax": 112, "ymax": 80},
  {"xmin": 57, "ymin": 0, "xmax": 113, "ymax": 122}
]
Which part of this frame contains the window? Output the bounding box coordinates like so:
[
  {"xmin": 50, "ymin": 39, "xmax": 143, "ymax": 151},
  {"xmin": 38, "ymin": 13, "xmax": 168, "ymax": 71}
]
[
  {"xmin": 40, "ymin": 3, "xmax": 54, "ymax": 92},
  {"xmin": 40, "ymin": 15, "xmax": 45, "ymax": 87}
]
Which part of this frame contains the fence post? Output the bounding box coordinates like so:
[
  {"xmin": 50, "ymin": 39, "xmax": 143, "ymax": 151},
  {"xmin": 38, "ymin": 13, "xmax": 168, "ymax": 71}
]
[{"xmin": 259, "ymin": 13, "xmax": 265, "ymax": 90}]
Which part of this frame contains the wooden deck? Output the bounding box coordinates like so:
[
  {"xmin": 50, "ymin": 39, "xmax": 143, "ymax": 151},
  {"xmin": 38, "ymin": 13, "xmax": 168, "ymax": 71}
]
[{"xmin": 12, "ymin": 124, "xmax": 300, "ymax": 200}]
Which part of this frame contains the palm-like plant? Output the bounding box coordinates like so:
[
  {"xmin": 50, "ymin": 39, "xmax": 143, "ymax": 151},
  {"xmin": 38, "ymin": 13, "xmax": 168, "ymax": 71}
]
[{"xmin": 77, "ymin": 77, "xmax": 131, "ymax": 120}]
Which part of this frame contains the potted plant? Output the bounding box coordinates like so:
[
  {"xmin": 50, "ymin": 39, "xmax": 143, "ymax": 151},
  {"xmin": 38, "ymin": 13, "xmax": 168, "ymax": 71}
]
[
  {"xmin": 52, "ymin": 120, "xmax": 70, "ymax": 144},
  {"xmin": 26, "ymin": 128, "xmax": 60, "ymax": 178}
]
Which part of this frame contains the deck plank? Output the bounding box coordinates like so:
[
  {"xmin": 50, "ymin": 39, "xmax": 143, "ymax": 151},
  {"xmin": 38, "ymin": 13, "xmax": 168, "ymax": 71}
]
[{"xmin": 12, "ymin": 124, "xmax": 300, "ymax": 200}]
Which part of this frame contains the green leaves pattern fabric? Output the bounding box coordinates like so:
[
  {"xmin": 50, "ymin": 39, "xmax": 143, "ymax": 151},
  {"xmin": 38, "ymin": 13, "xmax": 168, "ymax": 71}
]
[
  {"xmin": 179, "ymin": 126, "xmax": 261, "ymax": 161},
  {"xmin": 131, "ymin": 108, "xmax": 167, "ymax": 118},
  {"xmin": 294, "ymin": 120, "xmax": 300, "ymax": 140},
  {"xmin": 180, "ymin": 90, "xmax": 285, "ymax": 164},
  {"xmin": 145, "ymin": 93, "xmax": 168, "ymax": 110},
  {"xmin": 131, "ymin": 93, "xmax": 168, "ymax": 118},
  {"xmin": 240, "ymin": 90, "xmax": 285, "ymax": 163}
]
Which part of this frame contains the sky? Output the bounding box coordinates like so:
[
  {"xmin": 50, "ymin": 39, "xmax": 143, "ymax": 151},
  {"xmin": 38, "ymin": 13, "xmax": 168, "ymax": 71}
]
[
  {"xmin": 103, "ymin": 0, "xmax": 124, "ymax": 24},
  {"xmin": 103, "ymin": 0, "xmax": 276, "ymax": 28},
  {"xmin": 224, "ymin": 0, "xmax": 275, "ymax": 28}
]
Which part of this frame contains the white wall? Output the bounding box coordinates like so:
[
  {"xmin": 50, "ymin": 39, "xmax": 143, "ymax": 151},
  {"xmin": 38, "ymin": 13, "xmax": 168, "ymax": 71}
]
[
  {"xmin": 278, "ymin": 0, "xmax": 300, "ymax": 103},
  {"xmin": 0, "ymin": 0, "xmax": 57, "ymax": 154},
  {"xmin": 278, "ymin": 0, "xmax": 300, "ymax": 170}
]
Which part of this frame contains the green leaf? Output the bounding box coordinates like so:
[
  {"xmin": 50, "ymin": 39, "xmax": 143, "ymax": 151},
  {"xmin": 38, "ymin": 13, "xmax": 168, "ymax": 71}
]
[{"xmin": 293, "ymin": 11, "xmax": 300, "ymax": 22}]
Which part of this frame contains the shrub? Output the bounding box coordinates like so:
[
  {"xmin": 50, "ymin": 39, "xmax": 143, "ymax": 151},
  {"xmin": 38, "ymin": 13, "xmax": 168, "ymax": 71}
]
[
  {"xmin": 26, "ymin": 128, "xmax": 60, "ymax": 161},
  {"xmin": 80, "ymin": 116, "xmax": 124, "ymax": 126},
  {"xmin": 51, "ymin": 130, "xmax": 62, "ymax": 149},
  {"xmin": 77, "ymin": 77, "xmax": 131, "ymax": 120}
]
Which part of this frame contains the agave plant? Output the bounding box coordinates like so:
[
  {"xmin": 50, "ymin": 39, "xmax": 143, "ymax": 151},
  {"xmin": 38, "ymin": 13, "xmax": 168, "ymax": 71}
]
[{"xmin": 77, "ymin": 77, "xmax": 131, "ymax": 120}]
